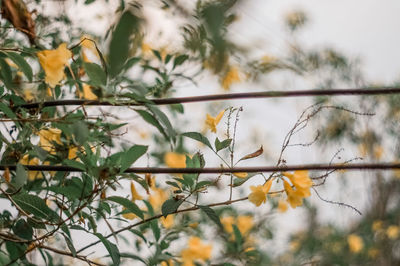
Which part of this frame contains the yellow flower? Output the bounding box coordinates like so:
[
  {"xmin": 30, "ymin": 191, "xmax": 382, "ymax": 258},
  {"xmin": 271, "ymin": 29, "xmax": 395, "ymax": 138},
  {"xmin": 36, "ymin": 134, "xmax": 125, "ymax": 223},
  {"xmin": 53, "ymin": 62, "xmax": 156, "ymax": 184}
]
[
  {"xmin": 161, "ymin": 214, "xmax": 174, "ymax": 229},
  {"xmin": 347, "ymin": 234, "xmax": 363, "ymax": 253},
  {"xmin": 23, "ymin": 88, "xmax": 35, "ymax": 101},
  {"xmin": 237, "ymin": 216, "xmax": 253, "ymax": 235},
  {"xmin": 386, "ymin": 225, "xmax": 399, "ymax": 239},
  {"xmin": 283, "ymin": 180, "xmax": 304, "ymax": 208},
  {"xmin": 37, "ymin": 43, "xmax": 72, "ymax": 88},
  {"xmin": 161, "ymin": 260, "xmax": 174, "ymax": 266},
  {"xmin": 372, "ymin": 220, "xmax": 383, "ymax": 231},
  {"xmin": 80, "ymin": 36, "xmax": 99, "ymax": 62},
  {"xmin": 149, "ymin": 187, "xmax": 169, "ymax": 211},
  {"xmin": 141, "ymin": 42, "xmax": 152, "ymax": 55},
  {"xmin": 68, "ymin": 146, "xmax": 79, "ymax": 160},
  {"xmin": 248, "ymin": 179, "xmax": 272, "ymax": 207},
  {"xmin": 221, "ymin": 66, "xmax": 240, "ymax": 90},
  {"xmin": 221, "ymin": 216, "xmax": 235, "ymax": 234},
  {"xmin": 289, "ymin": 240, "xmax": 300, "ymax": 252},
  {"xmin": 367, "ymin": 248, "xmax": 379, "ymax": 259},
  {"xmin": 19, "ymin": 154, "xmax": 43, "ymax": 181},
  {"xmin": 205, "ymin": 110, "xmax": 225, "ymax": 133},
  {"xmin": 122, "ymin": 182, "xmax": 143, "ymax": 220},
  {"xmin": 283, "ymin": 170, "xmax": 312, "ymax": 197},
  {"xmin": 373, "ymin": 146, "xmax": 384, "ymax": 160},
  {"xmin": 130, "ymin": 182, "xmax": 143, "ymax": 201},
  {"xmin": 180, "ymin": 237, "xmax": 212, "ymax": 266},
  {"xmin": 38, "ymin": 128, "xmax": 62, "ymax": 154},
  {"xmin": 278, "ymin": 199, "xmax": 288, "ymax": 213},
  {"xmin": 233, "ymin": 172, "xmax": 248, "ymax": 179},
  {"xmin": 77, "ymin": 84, "xmax": 97, "ymax": 100},
  {"xmin": 164, "ymin": 152, "xmax": 186, "ymax": 168}
]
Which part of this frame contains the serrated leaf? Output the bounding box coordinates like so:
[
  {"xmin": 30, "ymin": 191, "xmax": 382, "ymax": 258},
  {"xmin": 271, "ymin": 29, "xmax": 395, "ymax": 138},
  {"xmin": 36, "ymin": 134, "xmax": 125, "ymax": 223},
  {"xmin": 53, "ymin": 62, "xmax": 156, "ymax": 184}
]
[
  {"xmin": 83, "ymin": 62, "xmax": 106, "ymax": 86},
  {"xmin": 182, "ymin": 132, "xmax": 212, "ymax": 149},
  {"xmin": 107, "ymin": 196, "xmax": 144, "ymax": 219},
  {"xmin": 12, "ymin": 193, "xmax": 59, "ymax": 221},
  {"xmin": 199, "ymin": 205, "xmax": 223, "ymax": 229},
  {"xmin": 161, "ymin": 198, "xmax": 183, "ymax": 218},
  {"xmin": 109, "ymin": 11, "xmax": 140, "ymax": 78},
  {"xmin": 94, "ymin": 233, "xmax": 120, "ymax": 265},
  {"xmin": 120, "ymin": 145, "xmax": 148, "ymax": 173},
  {"xmin": 215, "ymin": 137, "xmax": 232, "ymax": 152}
]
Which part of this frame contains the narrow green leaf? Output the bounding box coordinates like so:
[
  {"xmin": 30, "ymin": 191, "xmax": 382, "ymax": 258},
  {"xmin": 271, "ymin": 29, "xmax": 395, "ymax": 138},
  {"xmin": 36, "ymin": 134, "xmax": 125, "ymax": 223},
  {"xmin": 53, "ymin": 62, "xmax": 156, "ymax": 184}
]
[
  {"xmin": 232, "ymin": 224, "xmax": 243, "ymax": 247},
  {"xmin": 83, "ymin": 62, "xmax": 106, "ymax": 86},
  {"xmin": 199, "ymin": 205, "xmax": 223, "ymax": 229},
  {"xmin": 6, "ymin": 52, "xmax": 33, "ymax": 82},
  {"xmin": 147, "ymin": 105, "xmax": 175, "ymax": 142},
  {"xmin": 120, "ymin": 253, "xmax": 146, "ymax": 263},
  {"xmin": 62, "ymin": 233, "xmax": 76, "ymax": 257},
  {"xmin": 0, "ymin": 58, "xmax": 13, "ymax": 90},
  {"xmin": 173, "ymin": 54, "xmax": 189, "ymax": 69},
  {"xmin": 120, "ymin": 145, "xmax": 148, "ymax": 173},
  {"xmin": 107, "ymin": 196, "xmax": 144, "ymax": 219},
  {"xmin": 0, "ymin": 102, "xmax": 17, "ymax": 119},
  {"xmin": 12, "ymin": 193, "xmax": 59, "ymax": 221},
  {"xmin": 15, "ymin": 163, "xmax": 27, "ymax": 189},
  {"xmin": 123, "ymin": 57, "xmax": 140, "ymax": 70},
  {"xmin": 62, "ymin": 159, "xmax": 86, "ymax": 171},
  {"xmin": 109, "ymin": 11, "xmax": 140, "ymax": 77},
  {"xmin": 161, "ymin": 198, "xmax": 183, "ymax": 218},
  {"xmin": 135, "ymin": 109, "xmax": 168, "ymax": 140},
  {"xmin": 94, "ymin": 233, "xmax": 120, "ymax": 266},
  {"xmin": 182, "ymin": 132, "xmax": 213, "ymax": 149}
]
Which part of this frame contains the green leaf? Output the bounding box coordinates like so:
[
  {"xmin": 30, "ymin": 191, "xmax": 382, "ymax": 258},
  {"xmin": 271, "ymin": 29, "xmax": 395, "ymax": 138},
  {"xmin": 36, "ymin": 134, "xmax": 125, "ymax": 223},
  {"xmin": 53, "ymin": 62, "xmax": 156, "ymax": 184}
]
[
  {"xmin": 182, "ymin": 132, "xmax": 213, "ymax": 149},
  {"xmin": 72, "ymin": 121, "xmax": 89, "ymax": 145},
  {"xmin": 120, "ymin": 145, "xmax": 148, "ymax": 173},
  {"xmin": 13, "ymin": 219, "xmax": 33, "ymax": 240},
  {"xmin": 0, "ymin": 58, "xmax": 13, "ymax": 90},
  {"xmin": 199, "ymin": 205, "xmax": 223, "ymax": 229},
  {"xmin": 107, "ymin": 196, "xmax": 144, "ymax": 219},
  {"xmin": 0, "ymin": 102, "xmax": 17, "ymax": 119},
  {"xmin": 232, "ymin": 224, "xmax": 243, "ymax": 247},
  {"xmin": 120, "ymin": 253, "xmax": 146, "ymax": 263},
  {"xmin": 123, "ymin": 57, "xmax": 140, "ymax": 70},
  {"xmin": 215, "ymin": 137, "xmax": 232, "ymax": 152},
  {"xmin": 147, "ymin": 105, "xmax": 175, "ymax": 142},
  {"xmin": 94, "ymin": 233, "xmax": 120, "ymax": 266},
  {"xmin": 173, "ymin": 54, "xmax": 189, "ymax": 69},
  {"xmin": 62, "ymin": 233, "xmax": 77, "ymax": 257},
  {"xmin": 6, "ymin": 52, "xmax": 33, "ymax": 82},
  {"xmin": 62, "ymin": 159, "xmax": 86, "ymax": 171},
  {"xmin": 14, "ymin": 163, "xmax": 27, "ymax": 189},
  {"xmin": 161, "ymin": 198, "xmax": 183, "ymax": 218},
  {"xmin": 135, "ymin": 109, "xmax": 168, "ymax": 140},
  {"xmin": 83, "ymin": 62, "xmax": 106, "ymax": 86},
  {"xmin": 12, "ymin": 193, "xmax": 59, "ymax": 221},
  {"xmin": 109, "ymin": 11, "xmax": 140, "ymax": 78}
]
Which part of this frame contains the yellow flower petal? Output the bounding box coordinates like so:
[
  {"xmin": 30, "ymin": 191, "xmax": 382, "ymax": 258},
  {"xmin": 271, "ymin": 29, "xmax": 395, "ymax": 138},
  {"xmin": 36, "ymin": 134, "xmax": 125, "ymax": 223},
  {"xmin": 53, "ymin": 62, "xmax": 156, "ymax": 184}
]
[
  {"xmin": 205, "ymin": 110, "xmax": 225, "ymax": 133},
  {"xmin": 164, "ymin": 152, "xmax": 186, "ymax": 168},
  {"xmin": 347, "ymin": 234, "xmax": 363, "ymax": 253},
  {"xmin": 180, "ymin": 237, "xmax": 212, "ymax": 266},
  {"xmin": 233, "ymin": 172, "xmax": 248, "ymax": 178},
  {"xmin": 19, "ymin": 155, "xmax": 42, "ymax": 181},
  {"xmin": 77, "ymin": 84, "xmax": 97, "ymax": 100},
  {"xmin": 221, "ymin": 66, "xmax": 240, "ymax": 90},
  {"xmin": 278, "ymin": 199, "xmax": 288, "ymax": 213},
  {"xmin": 237, "ymin": 215, "xmax": 253, "ymax": 235},
  {"xmin": 161, "ymin": 214, "xmax": 174, "ymax": 229},
  {"xmin": 248, "ymin": 185, "xmax": 267, "ymax": 207},
  {"xmin": 130, "ymin": 182, "xmax": 143, "ymax": 201},
  {"xmin": 386, "ymin": 225, "xmax": 399, "ymax": 239},
  {"xmin": 38, "ymin": 128, "xmax": 62, "ymax": 154},
  {"xmin": 37, "ymin": 43, "xmax": 72, "ymax": 88}
]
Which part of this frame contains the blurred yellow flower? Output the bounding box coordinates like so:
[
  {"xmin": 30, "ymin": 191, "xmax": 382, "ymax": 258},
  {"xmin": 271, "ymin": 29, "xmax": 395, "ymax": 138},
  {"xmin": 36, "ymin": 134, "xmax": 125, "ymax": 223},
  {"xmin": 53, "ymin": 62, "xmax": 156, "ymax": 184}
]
[
  {"xmin": 122, "ymin": 182, "xmax": 143, "ymax": 220},
  {"xmin": 233, "ymin": 172, "xmax": 248, "ymax": 179},
  {"xmin": 367, "ymin": 248, "xmax": 379, "ymax": 259},
  {"xmin": 221, "ymin": 66, "xmax": 240, "ymax": 90},
  {"xmin": 205, "ymin": 110, "xmax": 225, "ymax": 133},
  {"xmin": 164, "ymin": 152, "xmax": 186, "ymax": 168},
  {"xmin": 68, "ymin": 146, "xmax": 79, "ymax": 160},
  {"xmin": 237, "ymin": 216, "xmax": 253, "ymax": 235},
  {"xmin": 374, "ymin": 146, "xmax": 384, "ymax": 159},
  {"xmin": 347, "ymin": 234, "xmax": 363, "ymax": 253},
  {"xmin": 149, "ymin": 187, "xmax": 169, "ymax": 211},
  {"xmin": 37, "ymin": 43, "xmax": 72, "ymax": 88},
  {"xmin": 161, "ymin": 214, "xmax": 174, "ymax": 229},
  {"xmin": 19, "ymin": 154, "xmax": 42, "ymax": 181},
  {"xmin": 372, "ymin": 220, "xmax": 383, "ymax": 231},
  {"xmin": 248, "ymin": 179, "xmax": 272, "ymax": 207},
  {"xmin": 278, "ymin": 199, "xmax": 289, "ymax": 213},
  {"xmin": 386, "ymin": 225, "xmax": 399, "ymax": 239},
  {"xmin": 77, "ymin": 84, "xmax": 97, "ymax": 100},
  {"xmin": 23, "ymin": 88, "xmax": 35, "ymax": 101},
  {"xmin": 38, "ymin": 128, "xmax": 62, "ymax": 154},
  {"xmin": 221, "ymin": 216, "xmax": 235, "ymax": 233},
  {"xmin": 80, "ymin": 36, "xmax": 99, "ymax": 62},
  {"xmin": 180, "ymin": 237, "xmax": 212, "ymax": 266},
  {"xmin": 160, "ymin": 260, "xmax": 174, "ymax": 266}
]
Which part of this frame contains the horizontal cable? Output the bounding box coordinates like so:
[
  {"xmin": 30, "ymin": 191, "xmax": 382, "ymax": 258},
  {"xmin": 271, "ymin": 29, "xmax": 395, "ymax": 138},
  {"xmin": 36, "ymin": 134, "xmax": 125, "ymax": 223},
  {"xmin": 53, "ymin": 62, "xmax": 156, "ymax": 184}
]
[
  {"xmin": 16, "ymin": 87, "xmax": 400, "ymax": 109},
  {"xmin": 1, "ymin": 162, "xmax": 400, "ymax": 174}
]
